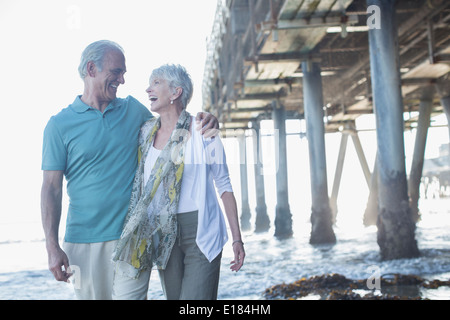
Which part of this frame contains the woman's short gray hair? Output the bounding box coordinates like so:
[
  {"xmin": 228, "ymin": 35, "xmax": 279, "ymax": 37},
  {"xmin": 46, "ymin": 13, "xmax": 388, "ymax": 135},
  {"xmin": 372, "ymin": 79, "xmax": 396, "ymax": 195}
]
[
  {"xmin": 150, "ymin": 64, "xmax": 193, "ymax": 108},
  {"xmin": 78, "ymin": 40, "xmax": 124, "ymax": 79}
]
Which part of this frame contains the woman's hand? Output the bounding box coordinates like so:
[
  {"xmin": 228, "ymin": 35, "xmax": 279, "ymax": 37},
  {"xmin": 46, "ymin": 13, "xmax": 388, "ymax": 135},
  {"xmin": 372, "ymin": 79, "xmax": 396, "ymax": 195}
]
[{"xmin": 230, "ymin": 240, "xmax": 245, "ymax": 272}]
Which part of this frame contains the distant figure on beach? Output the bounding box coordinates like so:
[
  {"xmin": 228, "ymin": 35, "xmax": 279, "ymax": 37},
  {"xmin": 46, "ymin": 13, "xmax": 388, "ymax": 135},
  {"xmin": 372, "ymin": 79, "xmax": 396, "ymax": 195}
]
[
  {"xmin": 40, "ymin": 40, "xmax": 219, "ymax": 300},
  {"xmin": 111, "ymin": 64, "xmax": 245, "ymax": 300}
]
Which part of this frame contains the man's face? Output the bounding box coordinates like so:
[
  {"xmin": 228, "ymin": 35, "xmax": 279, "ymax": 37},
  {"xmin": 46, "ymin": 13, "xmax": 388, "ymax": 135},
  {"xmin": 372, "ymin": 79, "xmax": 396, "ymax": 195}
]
[{"xmin": 91, "ymin": 50, "xmax": 126, "ymax": 103}]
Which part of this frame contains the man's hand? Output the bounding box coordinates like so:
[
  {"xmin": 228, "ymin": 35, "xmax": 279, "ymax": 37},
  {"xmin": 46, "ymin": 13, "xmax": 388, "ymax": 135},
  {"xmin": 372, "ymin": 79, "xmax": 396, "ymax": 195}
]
[
  {"xmin": 47, "ymin": 244, "xmax": 72, "ymax": 283},
  {"xmin": 41, "ymin": 171, "xmax": 70, "ymax": 282},
  {"xmin": 195, "ymin": 112, "xmax": 220, "ymax": 138}
]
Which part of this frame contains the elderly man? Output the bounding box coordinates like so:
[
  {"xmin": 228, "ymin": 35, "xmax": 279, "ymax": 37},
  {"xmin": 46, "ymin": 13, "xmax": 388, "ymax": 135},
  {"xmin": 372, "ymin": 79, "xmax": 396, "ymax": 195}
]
[{"xmin": 41, "ymin": 40, "xmax": 219, "ymax": 300}]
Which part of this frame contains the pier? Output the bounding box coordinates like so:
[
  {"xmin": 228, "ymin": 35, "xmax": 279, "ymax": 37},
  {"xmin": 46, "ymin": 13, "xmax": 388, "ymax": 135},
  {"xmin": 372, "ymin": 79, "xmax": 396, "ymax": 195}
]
[{"xmin": 202, "ymin": 0, "xmax": 450, "ymax": 260}]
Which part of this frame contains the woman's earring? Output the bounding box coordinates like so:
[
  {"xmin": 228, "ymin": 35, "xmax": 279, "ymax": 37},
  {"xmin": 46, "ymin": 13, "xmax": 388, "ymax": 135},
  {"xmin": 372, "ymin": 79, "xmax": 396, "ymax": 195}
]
[{"xmin": 170, "ymin": 100, "xmax": 174, "ymax": 105}]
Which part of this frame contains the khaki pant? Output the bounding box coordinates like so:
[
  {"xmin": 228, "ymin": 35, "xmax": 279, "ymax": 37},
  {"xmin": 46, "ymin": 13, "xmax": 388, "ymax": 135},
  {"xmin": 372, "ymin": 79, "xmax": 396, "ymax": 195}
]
[
  {"xmin": 63, "ymin": 240, "xmax": 117, "ymax": 300},
  {"xmin": 112, "ymin": 262, "xmax": 151, "ymax": 300},
  {"xmin": 112, "ymin": 211, "xmax": 222, "ymax": 300}
]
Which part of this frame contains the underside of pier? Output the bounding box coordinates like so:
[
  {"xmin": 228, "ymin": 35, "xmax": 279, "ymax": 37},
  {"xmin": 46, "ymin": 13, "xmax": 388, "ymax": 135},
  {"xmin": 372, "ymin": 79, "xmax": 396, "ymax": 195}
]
[{"xmin": 202, "ymin": 0, "xmax": 450, "ymax": 259}]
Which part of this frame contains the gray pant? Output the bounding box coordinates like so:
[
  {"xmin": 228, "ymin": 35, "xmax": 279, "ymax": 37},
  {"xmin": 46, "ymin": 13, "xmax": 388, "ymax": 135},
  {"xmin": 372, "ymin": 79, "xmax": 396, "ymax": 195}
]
[{"xmin": 159, "ymin": 211, "xmax": 222, "ymax": 300}]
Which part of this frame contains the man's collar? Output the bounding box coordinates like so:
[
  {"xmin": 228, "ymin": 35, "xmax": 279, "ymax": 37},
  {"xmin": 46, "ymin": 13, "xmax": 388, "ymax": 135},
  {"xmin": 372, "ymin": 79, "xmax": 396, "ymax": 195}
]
[
  {"xmin": 70, "ymin": 95, "xmax": 121, "ymax": 113},
  {"xmin": 70, "ymin": 95, "xmax": 91, "ymax": 113}
]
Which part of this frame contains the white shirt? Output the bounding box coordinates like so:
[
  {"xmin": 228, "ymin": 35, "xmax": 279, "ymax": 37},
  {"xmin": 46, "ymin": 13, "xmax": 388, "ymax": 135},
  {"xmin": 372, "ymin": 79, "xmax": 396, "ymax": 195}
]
[
  {"xmin": 143, "ymin": 117, "xmax": 233, "ymax": 261},
  {"xmin": 144, "ymin": 136, "xmax": 198, "ymax": 214}
]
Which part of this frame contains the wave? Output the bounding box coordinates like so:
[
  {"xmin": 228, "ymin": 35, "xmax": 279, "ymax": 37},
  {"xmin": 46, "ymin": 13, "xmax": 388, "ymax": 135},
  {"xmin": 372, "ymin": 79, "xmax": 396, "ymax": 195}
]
[{"xmin": 1, "ymin": 198, "xmax": 449, "ymax": 300}]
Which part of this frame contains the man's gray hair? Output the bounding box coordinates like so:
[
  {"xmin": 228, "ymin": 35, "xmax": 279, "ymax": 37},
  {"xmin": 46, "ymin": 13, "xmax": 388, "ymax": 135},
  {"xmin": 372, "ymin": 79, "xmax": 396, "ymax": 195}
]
[
  {"xmin": 78, "ymin": 40, "xmax": 124, "ymax": 79},
  {"xmin": 150, "ymin": 64, "xmax": 193, "ymax": 108}
]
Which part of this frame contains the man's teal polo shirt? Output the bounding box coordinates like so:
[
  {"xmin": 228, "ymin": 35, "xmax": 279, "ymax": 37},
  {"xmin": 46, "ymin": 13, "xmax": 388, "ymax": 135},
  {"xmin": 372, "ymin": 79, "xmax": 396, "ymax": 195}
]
[{"xmin": 42, "ymin": 95, "xmax": 152, "ymax": 243}]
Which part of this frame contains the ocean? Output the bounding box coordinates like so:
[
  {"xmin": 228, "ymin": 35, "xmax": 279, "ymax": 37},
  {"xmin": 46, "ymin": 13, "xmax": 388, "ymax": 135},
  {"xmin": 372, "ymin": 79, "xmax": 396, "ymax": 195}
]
[
  {"xmin": 1, "ymin": 128, "xmax": 449, "ymax": 300},
  {"xmin": 1, "ymin": 197, "xmax": 449, "ymax": 300}
]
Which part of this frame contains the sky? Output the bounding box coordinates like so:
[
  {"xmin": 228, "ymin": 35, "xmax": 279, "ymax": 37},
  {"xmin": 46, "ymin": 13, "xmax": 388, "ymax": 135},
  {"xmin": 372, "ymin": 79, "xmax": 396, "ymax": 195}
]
[{"xmin": 0, "ymin": 0, "xmax": 218, "ymax": 226}]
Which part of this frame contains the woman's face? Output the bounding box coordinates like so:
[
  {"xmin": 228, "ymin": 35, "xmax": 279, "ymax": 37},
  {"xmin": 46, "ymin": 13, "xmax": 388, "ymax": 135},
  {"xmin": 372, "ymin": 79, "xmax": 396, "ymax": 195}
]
[{"xmin": 146, "ymin": 77, "xmax": 174, "ymax": 113}]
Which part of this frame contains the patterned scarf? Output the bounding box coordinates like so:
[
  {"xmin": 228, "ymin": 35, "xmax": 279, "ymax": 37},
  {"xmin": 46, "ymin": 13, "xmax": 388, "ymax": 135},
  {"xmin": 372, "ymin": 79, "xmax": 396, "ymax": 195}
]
[{"xmin": 112, "ymin": 110, "xmax": 191, "ymax": 278}]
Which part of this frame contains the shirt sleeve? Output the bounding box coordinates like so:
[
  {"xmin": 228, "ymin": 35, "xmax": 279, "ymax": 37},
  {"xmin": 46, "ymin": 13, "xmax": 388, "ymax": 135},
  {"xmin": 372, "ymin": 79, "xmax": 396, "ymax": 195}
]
[
  {"xmin": 127, "ymin": 95, "xmax": 153, "ymax": 124},
  {"xmin": 41, "ymin": 117, "xmax": 67, "ymax": 171},
  {"xmin": 204, "ymin": 135, "xmax": 233, "ymax": 196},
  {"xmin": 140, "ymin": 101, "xmax": 153, "ymax": 123}
]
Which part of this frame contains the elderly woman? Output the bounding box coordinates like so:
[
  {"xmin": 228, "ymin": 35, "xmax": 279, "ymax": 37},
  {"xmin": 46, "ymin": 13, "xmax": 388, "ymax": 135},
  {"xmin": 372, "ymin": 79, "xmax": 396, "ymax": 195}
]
[{"xmin": 112, "ymin": 64, "xmax": 245, "ymax": 300}]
